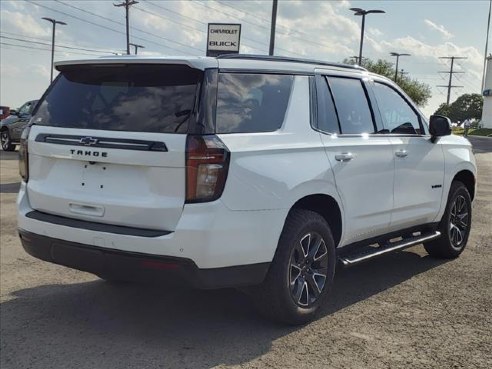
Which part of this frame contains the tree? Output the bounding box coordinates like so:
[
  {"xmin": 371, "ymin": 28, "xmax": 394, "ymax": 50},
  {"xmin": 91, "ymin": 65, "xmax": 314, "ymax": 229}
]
[
  {"xmin": 433, "ymin": 94, "xmax": 483, "ymax": 122},
  {"xmin": 434, "ymin": 103, "xmax": 451, "ymax": 118},
  {"xmin": 343, "ymin": 58, "xmax": 432, "ymax": 107}
]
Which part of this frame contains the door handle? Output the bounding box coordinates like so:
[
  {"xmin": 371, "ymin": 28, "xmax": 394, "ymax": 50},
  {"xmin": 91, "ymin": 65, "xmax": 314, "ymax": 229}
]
[
  {"xmin": 395, "ymin": 150, "xmax": 408, "ymax": 158},
  {"xmin": 335, "ymin": 152, "xmax": 354, "ymax": 162}
]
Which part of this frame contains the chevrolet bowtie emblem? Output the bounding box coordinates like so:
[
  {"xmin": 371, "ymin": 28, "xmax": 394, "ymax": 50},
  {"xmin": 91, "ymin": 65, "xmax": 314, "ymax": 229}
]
[{"xmin": 80, "ymin": 137, "xmax": 98, "ymax": 146}]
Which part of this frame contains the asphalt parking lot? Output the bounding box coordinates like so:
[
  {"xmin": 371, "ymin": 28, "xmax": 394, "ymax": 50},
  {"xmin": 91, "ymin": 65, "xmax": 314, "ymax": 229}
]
[{"xmin": 1, "ymin": 139, "xmax": 491, "ymax": 369}]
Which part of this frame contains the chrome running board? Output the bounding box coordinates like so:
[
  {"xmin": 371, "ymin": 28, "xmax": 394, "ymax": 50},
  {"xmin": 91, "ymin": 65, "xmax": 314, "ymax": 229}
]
[{"xmin": 339, "ymin": 231, "xmax": 441, "ymax": 267}]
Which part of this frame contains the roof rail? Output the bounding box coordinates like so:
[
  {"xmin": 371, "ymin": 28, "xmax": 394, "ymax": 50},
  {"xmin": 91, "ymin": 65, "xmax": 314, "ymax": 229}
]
[{"xmin": 216, "ymin": 54, "xmax": 367, "ymax": 71}]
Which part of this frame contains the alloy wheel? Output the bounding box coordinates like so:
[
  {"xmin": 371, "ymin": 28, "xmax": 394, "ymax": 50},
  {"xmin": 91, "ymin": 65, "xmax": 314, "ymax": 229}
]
[
  {"xmin": 289, "ymin": 232, "xmax": 329, "ymax": 307},
  {"xmin": 449, "ymin": 195, "xmax": 469, "ymax": 249},
  {"xmin": 1, "ymin": 131, "xmax": 9, "ymax": 150}
]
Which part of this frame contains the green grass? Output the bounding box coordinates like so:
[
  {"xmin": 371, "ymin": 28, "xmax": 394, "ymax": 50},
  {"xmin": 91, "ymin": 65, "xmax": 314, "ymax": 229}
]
[
  {"xmin": 468, "ymin": 128, "xmax": 492, "ymax": 137},
  {"xmin": 451, "ymin": 127, "xmax": 492, "ymax": 137}
]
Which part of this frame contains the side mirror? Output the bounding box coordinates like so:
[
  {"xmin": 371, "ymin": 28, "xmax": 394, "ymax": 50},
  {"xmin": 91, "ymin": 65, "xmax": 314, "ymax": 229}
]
[
  {"xmin": 9, "ymin": 109, "xmax": 18, "ymax": 116},
  {"xmin": 429, "ymin": 115, "xmax": 451, "ymax": 143}
]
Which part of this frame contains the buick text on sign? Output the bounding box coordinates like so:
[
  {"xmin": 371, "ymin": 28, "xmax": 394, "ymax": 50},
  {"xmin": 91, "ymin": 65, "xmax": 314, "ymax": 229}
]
[{"xmin": 206, "ymin": 23, "xmax": 241, "ymax": 57}]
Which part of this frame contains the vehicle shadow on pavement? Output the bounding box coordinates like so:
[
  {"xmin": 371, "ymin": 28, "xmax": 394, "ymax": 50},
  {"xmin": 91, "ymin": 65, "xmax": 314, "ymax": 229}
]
[
  {"xmin": 0, "ymin": 150, "xmax": 18, "ymax": 160},
  {"xmin": 0, "ymin": 249, "xmax": 447, "ymax": 369},
  {"xmin": 0, "ymin": 182, "xmax": 20, "ymax": 193}
]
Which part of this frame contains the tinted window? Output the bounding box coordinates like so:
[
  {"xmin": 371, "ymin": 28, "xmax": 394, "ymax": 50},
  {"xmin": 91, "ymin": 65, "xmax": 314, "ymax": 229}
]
[
  {"xmin": 327, "ymin": 77, "xmax": 374, "ymax": 134},
  {"xmin": 373, "ymin": 82, "xmax": 421, "ymax": 134},
  {"xmin": 316, "ymin": 77, "xmax": 340, "ymax": 133},
  {"xmin": 216, "ymin": 73, "xmax": 293, "ymax": 133},
  {"xmin": 18, "ymin": 102, "xmax": 31, "ymax": 116},
  {"xmin": 32, "ymin": 65, "xmax": 202, "ymax": 133}
]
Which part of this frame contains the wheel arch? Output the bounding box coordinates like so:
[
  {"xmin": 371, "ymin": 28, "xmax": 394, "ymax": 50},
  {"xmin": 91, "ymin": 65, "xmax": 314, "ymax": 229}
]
[
  {"xmin": 453, "ymin": 170, "xmax": 475, "ymax": 201},
  {"xmin": 289, "ymin": 194, "xmax": 343, "ymax": 247}
]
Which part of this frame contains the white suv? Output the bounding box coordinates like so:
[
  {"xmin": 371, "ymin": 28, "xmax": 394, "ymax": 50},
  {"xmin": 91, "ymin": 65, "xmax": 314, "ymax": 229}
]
[{"xmin": 17, "ymin": 55, "xmax": 476, "ymax": 324}]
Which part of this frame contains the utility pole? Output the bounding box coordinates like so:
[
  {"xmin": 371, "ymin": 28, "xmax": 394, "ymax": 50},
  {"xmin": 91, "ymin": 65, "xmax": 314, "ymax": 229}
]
[
  {"xmin": 42, "ymin": 17, "xmax": 67, "ymax": 84},
  {"xmin": 437, "ymin": 56, "xmax": 467, "ymax": 105},
  {"xmin": 114, "ymin": 0, "xmax": 139, "ymax": 55},
  {"xmin": 129, "ymin": 43, "xmax": 144, "ymax": 55},
  {"xmin": 269, "ymin": 0, "xmax": 278, "ymax": 56}
]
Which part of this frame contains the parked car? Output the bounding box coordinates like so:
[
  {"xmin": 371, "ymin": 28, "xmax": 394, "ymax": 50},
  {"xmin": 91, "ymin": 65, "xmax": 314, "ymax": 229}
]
[
  {"xmin": 0, "ymin": 106, "xmax": 11, "ymax": 120},
  {"xmin": 1, "ymin": 100, "xmax": 38, "ymax": 151},
  {"xmin": 17, "ymin": 55, "xmax": 476, "ymax": 324}
]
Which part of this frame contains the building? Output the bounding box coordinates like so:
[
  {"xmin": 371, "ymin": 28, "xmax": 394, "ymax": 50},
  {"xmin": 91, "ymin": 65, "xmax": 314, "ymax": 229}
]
[{"xmin": 481, "ymin": 55, "xmax": 492, "ymax": 128}]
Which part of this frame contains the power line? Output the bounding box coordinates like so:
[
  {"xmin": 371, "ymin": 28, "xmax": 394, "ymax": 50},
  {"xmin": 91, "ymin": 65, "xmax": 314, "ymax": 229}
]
[
  {"xmin": 211, "ymin": 0, "xmax": 345, "ymax": 51},
  {"xmin": 52, "ymin": 0, "xmax": 199, "ymax": 54},
  {"xmin": 192, "ymin": 0, "xmax": 270, "ymax": 30},
  {"xmin": 66, "ymin": 1, "xmax": 204, "ymax": 54},
  {"xmin": 53, "ymin": 0, "xmax": 122, "ymax": 26},
  {"xmin": 132, "ymin": 4, "xmax": 266, "ymax": 54},
  {"xmin": 142, "ymin": 0, "xmax": 207, "ymax": 26},
  {"xmin": 0, "ymin": 42, "xmax": 102, "ymax": 56},
  {"xmin": 136, "ymin": 1, "xmax": 282, "ymax": 53},
  {"xmin": 142, "ymin": 0, "xmax": 268, "ymax": 50},
  {"xmin": 28, "ymin": 0, "xmax": 195, "ymax": 55},
  {"xmin": 0, "ymin": 34, "xmax": 115, "ymax": 54},
  {"xmin": 188, "ymin": 0, "xmax": 308, "ymax": 55},
  {"xmin": 437, "ymin": 56, "xmax": 467, "ymax": 105},
  {"xmin": 57, "ymin": 0, "xmax": 267, "ymax": 54}
]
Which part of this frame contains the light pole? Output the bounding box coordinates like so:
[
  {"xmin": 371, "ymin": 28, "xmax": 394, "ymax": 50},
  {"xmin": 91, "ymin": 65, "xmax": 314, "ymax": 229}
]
[
  {"xmin": 42, "ymin": 17, "xmax": 67, "ymax": 83},
  {"xmin": 390, "ymin": 52, "xmax": 411, "ymax": 81},
  {"xmin": 114, "ymin": 0, "xmax": 139, "ymax": 55},
  {"xmin": 129, "ymin": 43, "xmax": 144, "ymax": 55},
  {"xmin": 350, "ymin": 8, "xmax": 385, "ymax": 66},
  {"xmin": 269, "ymin": 0, "xmax": 278, "ymax": 56}
]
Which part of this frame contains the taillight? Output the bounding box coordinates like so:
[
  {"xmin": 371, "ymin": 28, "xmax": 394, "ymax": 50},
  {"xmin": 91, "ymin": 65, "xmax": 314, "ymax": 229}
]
[
  {"xmin": 186, "ymin": 135, "xmax": 230, "ymax": 203},
  {"xmin": 19, "ymin": 125, "xmax": 30, "ymax": 182}
]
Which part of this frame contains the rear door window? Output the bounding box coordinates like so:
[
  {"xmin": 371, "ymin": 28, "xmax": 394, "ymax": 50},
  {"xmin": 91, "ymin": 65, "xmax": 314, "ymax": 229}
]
[
  {"xmin": 216, "ymin": 73, "xmax": 294, "ymax": 133},
  {"xmin": 315, "ymin": 76, "xmax": 340, "ymax": 134},
  {"xmin": 327, "ymin": 77, "xmax": 375, "ymax": 134},
  {"xmin": 32, "ymin": 64, "xmax": 202, "ymax": 133}
]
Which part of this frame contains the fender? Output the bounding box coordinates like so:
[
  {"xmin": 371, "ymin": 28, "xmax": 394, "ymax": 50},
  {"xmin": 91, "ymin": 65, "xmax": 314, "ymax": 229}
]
[{"xmin": 434, "ymin": 136, "xmax": 477, "ymax": 222}]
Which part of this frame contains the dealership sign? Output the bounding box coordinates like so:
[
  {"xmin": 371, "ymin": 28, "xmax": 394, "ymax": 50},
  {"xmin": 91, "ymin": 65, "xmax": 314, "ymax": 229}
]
[{"xmin": 206, "ymin": 23, "xmax": 241, "ymax": 57}]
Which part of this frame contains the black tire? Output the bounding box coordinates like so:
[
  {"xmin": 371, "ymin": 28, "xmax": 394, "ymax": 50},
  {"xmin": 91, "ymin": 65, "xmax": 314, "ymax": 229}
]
[
  {"xmin": 252, "ymin": 209, "xmax": 336, "ymax": 325},
  {"xmin": 1, "ymin": 129, "xmax": 16, "ymax": 151},
  {"xmin": 424, "ymin": 181, "xmax": 472, "ymax": 258}
]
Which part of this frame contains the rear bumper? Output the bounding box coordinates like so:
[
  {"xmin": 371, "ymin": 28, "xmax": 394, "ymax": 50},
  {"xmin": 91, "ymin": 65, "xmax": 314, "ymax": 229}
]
[
  {"xmin": 17, "ymin": 181, "xmax": 286, "ymax": 282},
  {"xmin": 19, "ymin": 229, "xmax": 269, "ymax": 289}
]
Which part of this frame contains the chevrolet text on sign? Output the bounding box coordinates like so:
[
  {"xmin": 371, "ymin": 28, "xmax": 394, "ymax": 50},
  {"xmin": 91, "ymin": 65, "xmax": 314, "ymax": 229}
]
[{"xmin": 206, "ymin": 23, "xmax": 241, "ymax": 57}]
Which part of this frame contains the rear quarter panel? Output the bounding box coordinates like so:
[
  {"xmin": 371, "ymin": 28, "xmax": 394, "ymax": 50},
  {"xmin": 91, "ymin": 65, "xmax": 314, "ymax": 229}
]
[{"xmin": 218, "ymin": 76, "xmax": 342, "ymax": 213}]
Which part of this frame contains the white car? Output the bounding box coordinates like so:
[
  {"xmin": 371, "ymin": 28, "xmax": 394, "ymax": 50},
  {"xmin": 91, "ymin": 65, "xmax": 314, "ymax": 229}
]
[{"xmin": 17, "ymin": 55, "xmax": 476, "ymax": 324}]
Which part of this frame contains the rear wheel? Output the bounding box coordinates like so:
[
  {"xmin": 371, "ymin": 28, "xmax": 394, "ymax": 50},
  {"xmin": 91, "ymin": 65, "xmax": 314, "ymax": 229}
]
[
  {"xmin": 1, "ymin": 130, "xmax": 15, "ymax": 151},
  {"xmin": 253, "ymin": 209, "xmax": 336, "ymax": 325},
  {"xmin": 424, "ymin": 181, "xmax": 472, "ymax": 258}
]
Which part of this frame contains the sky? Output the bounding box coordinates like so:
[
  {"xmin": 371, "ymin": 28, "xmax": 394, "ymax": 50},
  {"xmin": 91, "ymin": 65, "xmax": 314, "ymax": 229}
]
[{"xmin": 0, "ymin": 0, "xmax": 489, "ymax": 117}]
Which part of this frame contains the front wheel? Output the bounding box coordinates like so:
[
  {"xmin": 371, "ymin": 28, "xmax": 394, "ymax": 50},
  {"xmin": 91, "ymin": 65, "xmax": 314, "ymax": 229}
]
[
  {"xmin": 1, "ymin": 130, "xmax": 16, "ymax": 151},
  {"xmin": 253, "ymin": 209, "xmax": 336, "ymax": 325},
  {"xmin": 424, "ymin": 181, "xmax": 472, "ymax": 258}
]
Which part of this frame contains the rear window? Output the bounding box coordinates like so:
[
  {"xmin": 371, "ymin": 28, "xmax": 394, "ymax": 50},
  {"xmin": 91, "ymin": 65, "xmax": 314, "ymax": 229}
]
[
  {"xmin": 216, "ymin": 73, "xmax": 294, "ymax": 133},
  {"xmin": 32, "ymin": 64, "xmax": 202, "ymax": 133}
]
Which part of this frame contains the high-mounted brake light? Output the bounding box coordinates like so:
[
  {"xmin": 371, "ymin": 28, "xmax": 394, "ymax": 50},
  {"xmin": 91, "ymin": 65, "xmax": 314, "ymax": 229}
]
[
  {"xmin": 186, "ymin": 135, "xmax": 230, "ymax": 203},
  {"xmin": 19, "ymin": 125, "xmax": 30, "ymax": 182}
]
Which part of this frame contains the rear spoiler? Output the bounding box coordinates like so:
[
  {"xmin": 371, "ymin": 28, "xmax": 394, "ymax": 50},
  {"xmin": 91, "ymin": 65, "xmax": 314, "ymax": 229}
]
[{"xmin": 55, "ymin": 56, "xmax": 218, "ymax": 71}]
